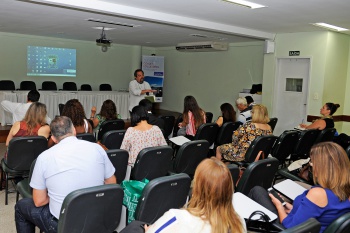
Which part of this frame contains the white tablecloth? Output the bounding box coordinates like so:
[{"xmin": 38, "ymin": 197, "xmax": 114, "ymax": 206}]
[{"xmin": 0, "ymin": 91, "xmax": 129, "ymax": 125}]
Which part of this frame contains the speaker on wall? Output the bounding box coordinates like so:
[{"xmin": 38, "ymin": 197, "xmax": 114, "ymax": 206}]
[{"xmin": 264, "ymin": 40, "xmax": 275, "ymax": 54}]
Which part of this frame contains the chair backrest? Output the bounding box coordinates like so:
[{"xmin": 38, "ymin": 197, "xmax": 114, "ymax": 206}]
[
  {"xmin": 346, "ymin": 145, "xmax": 350, "ymax": 159},
  {"xmin": 280, "ymin": 218, "xmax": 321, "ymax": 233},
  {"xmin": 20, "ymin": 81, "xmax": 36, "ymax": 90},
  {"xmin": 101, "ymin": 130, "xmax": 126, "ymax": 150},
  {"xmin": 271, "ymin": 130, "xmax": 299, "ymax": 164},
  {"xmin": 99, "ymin": 84, "xmax": 112, "ymax": 91},
  {"xmin": 323, "ymin": 212, "xmax": 350, "ymax": 233},
  {"xmin": 106, "ymin": 149, "xmax": 129, "ymax": 184},
  {"xmin": 291, "ymin": 129, "xmax": 319, "ymax": 160},
  {"xmin": 172, "ymin": 114, "xmax": 183, "ymax": 137},
  {"xmin": 267, "ymin": 117, "xmax": 278, "ymax": 132},
  {"xmin": 205, "ymin": 112, "xmax": 213, "ymax": 123},
  {"xmin": 6, "ymin": 136, "xmax": 48, "ymax": 171},
  {"xmin": 194, "ymin": 123, "xmax": 219, "ymax": 146},
  {"xmin": 216, "ymin": 121, "xmax": 242, "ymax": 146},
  {"xmin": 227, "ymin": 163, "xmax": 239, "ymax": 185},
  {"xmin": 0, "ymin": 80, "xmax": 15, "ymax": 90},
  {"xmin": 160, "ymin": 115, "xmax": 175, "ymax": 139},
  {"xmin": 98, "ymin": 119, "xmax": 125, "ymax": 140},
  {"xmin": 58, "ymin": 184, "xmax": 124, "ymax": 233},
  {"xmin": 314, "ymin": 128, "xmax": 336, "ymax": 144},
  {"xmin": 131, "ymin": 146, "xmax": 173, "ymax": 181},
  {"xmin": 135, "ymin": 173, "xmax": 191, "ymax": 224},
  {"xmin": 236, "ymin": 157, "xmax": 279, "ymax": 195},
  {"xmin": 58, "ymin": 103, "xmax": 65, "ymax": 116},
  {"xmin": 244, "ymin": 135, "xmax": 278, "ymax": 163},
  {"xmin": 62, "ymin": 82, "xmax": 77, "ymax": 91},
  {"xmin": 80, "ymin": 84, "xmax": 92, "ymax": 91},
  {"xmin": 41, "ymin": 81, "xmax": 57, "ymax": 90},
  {"xmin": 76, "ymin": 133, "xmax": 96, "ymax": 143},
  {"xmin": 173, "ymin": 140, "xmax": 210, "ymax": 176}
]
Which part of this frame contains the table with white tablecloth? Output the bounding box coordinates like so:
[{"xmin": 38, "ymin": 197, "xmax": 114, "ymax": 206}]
[{"xmin": 0, "ymin": 91, "xmax": 129, "ymax": 125}]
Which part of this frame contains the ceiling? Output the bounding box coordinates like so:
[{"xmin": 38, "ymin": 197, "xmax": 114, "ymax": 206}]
[{"xmin": 0, "ymin": 0, "xmax": 350, "ymax": 47}]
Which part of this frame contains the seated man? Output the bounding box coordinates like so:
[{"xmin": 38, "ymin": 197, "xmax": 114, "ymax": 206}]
[
  {"xmin": 236, "ymin": 97, "xmax": 252, "ymax": 124},
  {"xmin": 1, "ymin": 89, "xmax": 51, "ymax": 124},
  {"xmin": 139, "ymin": 99, "xmax": 164, "ymax": 130},
  {"xmin": 15, "ymin": 116, "xmax": 116, "ymax": 233}
]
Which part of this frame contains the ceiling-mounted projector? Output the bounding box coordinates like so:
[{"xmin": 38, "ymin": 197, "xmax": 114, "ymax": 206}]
[{"xmin": 96, "ymin": 27, "xmax": 112, "ymax": 45}]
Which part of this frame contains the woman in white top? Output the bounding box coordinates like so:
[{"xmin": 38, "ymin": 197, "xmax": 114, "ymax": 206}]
[
  {"xmin": 145, "ymin": 157, "xmax": 246, "ymax": 233},
  {"xmin": 120, "ymin": 106, "xmax": 167, "ymax": 166}
]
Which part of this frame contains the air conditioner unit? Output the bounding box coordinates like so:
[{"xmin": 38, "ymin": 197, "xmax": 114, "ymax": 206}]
[{"xmin": 176, "ymin": 41, "xmax": 229, "ymax": 52}]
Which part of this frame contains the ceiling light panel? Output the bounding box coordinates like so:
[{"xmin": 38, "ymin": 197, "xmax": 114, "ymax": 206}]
[
  {"xmin": 222, "ymin": 0, "xmax": 266, "ymax": 9},
  {"xmin": 87, "ymin": 18, "xmax": 140, "ymax": 27},
  {"xmin": 312, "ymin": 23, "xmax": 348, "ymax": 32}
]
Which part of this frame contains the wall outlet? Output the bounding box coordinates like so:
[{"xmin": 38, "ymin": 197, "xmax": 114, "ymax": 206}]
[{"xmin": 313, "ymin": 92, "xmax": 319, "ymax": 100}]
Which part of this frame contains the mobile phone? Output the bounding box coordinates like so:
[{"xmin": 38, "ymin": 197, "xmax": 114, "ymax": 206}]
[{"xmin": 268, "ymin": 188, "xmax": 286, "ymax": 206}]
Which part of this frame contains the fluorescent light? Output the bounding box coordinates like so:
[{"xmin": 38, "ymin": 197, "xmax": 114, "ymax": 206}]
[
  {"xmin": 222, "ymin": 0, "xmax": 266, "ymax": 9},
  {"xmin": 312, "ymin": 23, "xmax": 348, "ymax": 32}
]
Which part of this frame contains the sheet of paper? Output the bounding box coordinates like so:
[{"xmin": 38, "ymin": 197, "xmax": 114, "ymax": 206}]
[
  {"xmin": 273, "ymin": 179, "xmax": 307, "ymax": 201},
  {"xmin": 169, "ymin": 136, "xmax": 191, "ymax": 146},
  {"xmin": 233, "ymin": 192, "xmax": 277, "ymax": 222}
]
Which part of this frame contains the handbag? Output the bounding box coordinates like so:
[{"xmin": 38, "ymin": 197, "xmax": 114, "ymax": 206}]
[
  {"xmin": 236, "ymin": 151, "xmax": 265, "ymax": 186},
  {"xmin": 297, "ymin": 162, "xmax": 313, "ymax": 183},
  {"xmin": 246, "ymin": 210, "xmax": 279, "ymax": 232}
]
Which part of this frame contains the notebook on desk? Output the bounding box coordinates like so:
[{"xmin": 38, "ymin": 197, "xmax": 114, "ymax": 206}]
[
  {"xmin": 169, "ymin": 136, "xmax": 190, "ymax": 146},
  {"xmin": 273, "ymin": 179, "xmax": 307, "ymax": 201},
  {"xmin": 233, "ymin": 192, "xmax": 277, "ymax": 222}
]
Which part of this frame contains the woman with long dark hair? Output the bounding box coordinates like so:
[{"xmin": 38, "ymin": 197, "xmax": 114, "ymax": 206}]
[{"xmin": 216, "ymin": 103, "xmax": 236, "ymax": 127}]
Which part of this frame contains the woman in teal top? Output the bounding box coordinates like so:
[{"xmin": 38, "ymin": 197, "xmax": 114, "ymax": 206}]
[{"xmin": 90, "ymin": 99, "xmax": 121, "ymax": 132}]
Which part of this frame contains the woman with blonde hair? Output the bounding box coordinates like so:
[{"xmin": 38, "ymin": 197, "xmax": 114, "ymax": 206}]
[
  {"xmin": 144, "ymin": 157, "xmax": 246, "ymax": 233},
  {"xmin": 216, "ymin": 104, "xmax": 272, "ymax": 162},
  {"xmin": 250, "ymin": 142, "xmax": 350, "ymax": 233}
]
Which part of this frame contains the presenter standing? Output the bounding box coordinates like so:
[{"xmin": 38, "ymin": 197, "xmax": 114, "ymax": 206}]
[{"xmin": 129, "ymin": 69, "xmax": 156, "ymax": 113}]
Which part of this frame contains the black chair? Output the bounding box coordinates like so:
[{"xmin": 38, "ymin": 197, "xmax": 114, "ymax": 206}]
[
  {"xmin": 268, "ymin": 117, "xmax": 278, "ymax": 132},
  {"xmin": 41, "ymin": 81, "xmax": 57, "ymax": 90},
  {"xmin": 1, "ymin": 136, "xmax": 48, "ymax": 205},
  {"xmin": 346, "ymin": 145, "xmax": 350, "ymax": 159},
  {"xmin": 131, "ymin": 146, "xmax": 173, "ymax": 181},
  {"xmin": 76, "ymin": 133, "xmax": 96, "ymax": 142},
  {"xmin": 160, "ymin": 115, "xmax": 175, "ymax": 140},
  {"xmin": 0, "ymin": 80, "xmax": 15, "ymax": 90},
  {"xmin": 57, "ymin": 184, "xmax": 124, "ymax": 233},
  {"xmin": 170, "ymin": 140, "xmax": 210, "ymax": 177},
  {"xmin": 243, "ymin": 135, "xmax": 278, "ymax": 163},
  {"xmin": 205, "ymin": 112, "xmax": 213, "ymax": 123},
  {"xmin": 97, "ymin": 119, "xmax": 125, "ymax": 141},
  {"xmin": 16, "ymin": 159, "xmax": 37, "ymax": 202},
  {"xmin": 280, "ymin": 218, "xmax": 320, "ymax": 233},
  {"xmin": 80, "ymin": 84, "xmax": 92, "ymax": 91},
  {"xmin": 101, "ymin": 130, "xmax": 126, "ymax": 150},
  {"xmin": 58, "ymin": 103, "xmax": 65, "ymax": 116},
  {"xmin": 324, "ymin": 212, "xmax": 350, "ymax": 233},
  {"xmin": 215, "ymin": 121, "xmax": 242, "ymax": 146},
  {"xmin": 271, "ymin": 130, "xmax": 299, "ymax": 166},
  {"xmin": 227, "ymin": 163, "xmax": 239, "ymax": 185},
  {"xmin": 236, "ymin": 157, "xmax": 279, "ymax": 195},
  {"xmin": 99, "ymin": 83, "xmax": 112, "ymax": 91},
  {"xmin": 62, "ymin": 82, "xmax": 77, "ymax": 91},
  {"xmin": 172, "ymin": 114, "xmax": 183, "ymax": 137},
  {"xmin": 334, "ymin": 133, "xmax": 350, "ymax": 150},
  {"xmin": 106, "ymin": 149, "xmax": 129, "ymax": 184},
  {"xmin": 194, "ymin": 123, "xmax": 219, "ymax": 146},
  {"xmin": 314, "ymin": 128, "xmax": 336, "ymax": 144},
  {"xmin": 290, "ymin": 129, "xmax": 319, "ymax": 161},
  {"xmin": 19, "ymin": 81, "xmax": 36, "ymax": 90},
  {"xmin": 135, "ymin": 173, "xmax": 191, "ymax": 224}
]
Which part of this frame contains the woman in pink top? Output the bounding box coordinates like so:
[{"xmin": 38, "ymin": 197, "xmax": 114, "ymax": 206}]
[
  {"xmin": 178, "ymin": 96, "xmax": 206, "ymax": 139},
  {"xmin": 121, "ymin": 106, "xmax": 167, "ymax": 166}
]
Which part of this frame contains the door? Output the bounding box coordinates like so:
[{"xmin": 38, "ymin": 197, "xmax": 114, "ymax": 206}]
[{"xmin": 273, "ymin": 58, "xmax": 310, "ymax": 136}]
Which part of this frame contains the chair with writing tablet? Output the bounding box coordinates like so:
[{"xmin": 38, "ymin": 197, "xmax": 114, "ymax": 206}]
[
  {"xmin": 323, "ymin": 212, "xmax": 350, "ymax": 233},
  {"xmin": 279, "ymin": 218, "xmax": 320, "ymax": 233}
]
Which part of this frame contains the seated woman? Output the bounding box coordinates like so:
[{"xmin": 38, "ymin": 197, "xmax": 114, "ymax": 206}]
[
  {"xmin": 178, "ymin": 96, "xmax": 206, "ymax": 139},
  {"xmin": 299, "ymin": 102, "xmax": 340, "ymax": 130},
  {"xmin": 249, "ymin": 142, "xmax": 350, "ymax": 233},
  {"xmin": 215, "ymin": 102, "xmax": 236, "ymax": 127},
  {"xmin": 216, "ymin": 104, "xmax": 272, "ymax": 162},
  {"xmin": 6, "ymin": 102, "xmax": 50, "ymax": 154},
  {"xmin": 142, "ymin": 158, "xmax": 246, "ymax": 233},
  {"xmin": 61, "ymin": 99, "xmax": 92, "ymax": 134},
  {"xmin": 90, "ymin": 99, "xmax": 121, "ymax": 132},
  {"xmin": 120, "ymin": 106, "xmax": 167, "ymax": 166}
]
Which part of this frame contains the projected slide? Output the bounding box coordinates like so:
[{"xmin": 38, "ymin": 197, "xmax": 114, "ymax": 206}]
[{"xmin": 27, "ymin": 46, "xmax": 76, "ymax": 77}]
